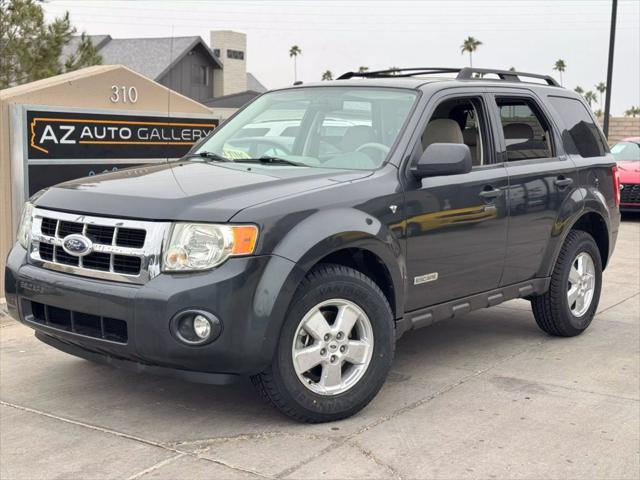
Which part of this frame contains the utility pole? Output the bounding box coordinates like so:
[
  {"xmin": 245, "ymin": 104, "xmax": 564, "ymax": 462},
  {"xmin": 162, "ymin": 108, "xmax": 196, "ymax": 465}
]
[{"xmin": 603, "ymin": 0, "xmax": 617, "ymax": 138}]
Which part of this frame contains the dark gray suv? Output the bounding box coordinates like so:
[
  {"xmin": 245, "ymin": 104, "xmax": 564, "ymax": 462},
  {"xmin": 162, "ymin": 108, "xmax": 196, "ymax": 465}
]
[{"xmin": 5, "ymin": 67, "xmax": 621, "ymax": 423}]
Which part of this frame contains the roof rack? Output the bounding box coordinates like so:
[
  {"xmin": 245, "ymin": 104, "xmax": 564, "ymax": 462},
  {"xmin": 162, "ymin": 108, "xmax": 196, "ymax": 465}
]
[{"xmin": 337, "ymin": 67, "xmax": 560, "ymax": 87}]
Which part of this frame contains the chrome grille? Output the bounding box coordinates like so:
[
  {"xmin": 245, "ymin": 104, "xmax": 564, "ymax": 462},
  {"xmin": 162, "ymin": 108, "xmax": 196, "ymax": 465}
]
[
  {"xmin": 620, "ymin": 184, "xmax": 640, "ymax": 204},
  {"xmin": 29, "ymin": 208, "xmax": 170, "ymax": 284}
]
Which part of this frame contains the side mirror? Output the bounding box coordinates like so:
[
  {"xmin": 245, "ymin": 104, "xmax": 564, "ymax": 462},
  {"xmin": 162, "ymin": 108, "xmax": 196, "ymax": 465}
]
[{"xmin": 412, "ymin": 143, "xmax": 472, "ymax": 179}]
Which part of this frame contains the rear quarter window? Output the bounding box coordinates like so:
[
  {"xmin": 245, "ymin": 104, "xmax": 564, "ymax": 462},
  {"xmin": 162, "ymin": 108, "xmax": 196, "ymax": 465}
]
[{"xmin": 548, "ymin": 96, "xmax": 608, "ymax": 158}]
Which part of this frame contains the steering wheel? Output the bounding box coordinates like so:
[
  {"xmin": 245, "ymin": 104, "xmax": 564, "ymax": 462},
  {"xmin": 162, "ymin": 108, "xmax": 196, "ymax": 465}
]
[{"xmin": 356, "ymin": 142, "xmax": 390, "ymax": 155}]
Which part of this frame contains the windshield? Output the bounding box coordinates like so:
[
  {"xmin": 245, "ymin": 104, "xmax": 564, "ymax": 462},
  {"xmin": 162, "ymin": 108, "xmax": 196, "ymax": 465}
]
[
  {"xmin": 611, "ymin": 141, "xmax": 640, "ymax": 162},
  {"xmin": 194, "ymin": 87, "xmax": 418, "ymax": 170}
]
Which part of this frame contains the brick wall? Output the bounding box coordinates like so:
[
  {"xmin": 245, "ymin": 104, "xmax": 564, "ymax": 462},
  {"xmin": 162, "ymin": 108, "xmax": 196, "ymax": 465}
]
[{"xmin": 597, "ymin": 117, "xmax": 640, "ymax": 145}]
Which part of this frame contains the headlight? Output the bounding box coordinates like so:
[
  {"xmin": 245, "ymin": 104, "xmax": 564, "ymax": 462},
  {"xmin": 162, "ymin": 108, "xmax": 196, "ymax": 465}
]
[
  {"xmin": 17, "ymin": 202, "xmax": 35, "ymax": 249},
  {"xmin": 163, "ymin": 223, "xmax": 258, "ymax": 271}
]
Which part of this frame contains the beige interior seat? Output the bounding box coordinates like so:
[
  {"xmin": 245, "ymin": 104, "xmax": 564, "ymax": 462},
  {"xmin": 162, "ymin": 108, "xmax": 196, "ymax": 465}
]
[
  {"xmin": 421, "ymin": 119, "xmax": 464, "ymax": 151},
  {"xmin": 504, "ymin": 122, "xmax": 550, "ymax": 160}
]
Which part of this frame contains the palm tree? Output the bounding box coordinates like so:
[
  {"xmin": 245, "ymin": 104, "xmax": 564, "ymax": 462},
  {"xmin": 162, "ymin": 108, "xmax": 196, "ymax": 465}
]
[
  {"xmin": 358, "ymin": 66, "xmax": 369, "ymax": 73},
  {"xmin": 595, "ymin": 82, "xmax": 606, "ymax": 107},
  {"xmin": 321, "ymin": 70, "xmax": 333, "ymax": 81},
  {"xmin": 289, "ymin": 45, "xmax": 302, "ymax": 83},
  {"xmin": 584, "ymin": 90, "xmax": 597, "ymax": 108},
  {"xmin": 460, "ymin": 36, "xmax": 482, "ymax": 67},
  {"xmin": 625, "ymin": 106, "xmax": 640, "ymax": 117},
  {"xmin": 574, "ymin": 86, "xmax": 584, "ymax": 95},
  {"xmin": 553, "ymin": 59, "xmax": 566, "ymax": 86}
]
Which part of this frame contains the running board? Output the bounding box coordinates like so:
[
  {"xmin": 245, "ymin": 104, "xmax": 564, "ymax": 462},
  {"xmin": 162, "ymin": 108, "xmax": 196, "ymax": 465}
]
[{"xmin": 396, "ymin": 278, "xmax": 551, "ymax": 339}]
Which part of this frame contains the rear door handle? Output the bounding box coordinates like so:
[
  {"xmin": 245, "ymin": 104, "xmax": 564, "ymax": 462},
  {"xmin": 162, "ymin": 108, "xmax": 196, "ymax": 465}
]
[
  {"xmin": 479, "ymin": 187, "xmax": 502, "ymax": 200},
  {"xmin": 554, "ymin": 177, "xmax": 573, "ymax": 188}
]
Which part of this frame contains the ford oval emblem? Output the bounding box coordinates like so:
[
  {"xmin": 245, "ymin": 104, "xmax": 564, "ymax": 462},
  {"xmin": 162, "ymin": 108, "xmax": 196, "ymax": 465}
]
[{"xmin": 61, "ymin": 234, "xmax": 93, "ymax": 257}]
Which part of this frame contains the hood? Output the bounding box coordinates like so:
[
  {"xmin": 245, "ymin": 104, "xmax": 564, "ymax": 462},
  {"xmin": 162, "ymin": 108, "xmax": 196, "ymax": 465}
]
[
  {"xmin": 35, "ymin": 161, "xmax": 372, "ymax": 222},
  {"xmin": 618, "ymin": 161, "xmax": 640, "ymax": 184}
]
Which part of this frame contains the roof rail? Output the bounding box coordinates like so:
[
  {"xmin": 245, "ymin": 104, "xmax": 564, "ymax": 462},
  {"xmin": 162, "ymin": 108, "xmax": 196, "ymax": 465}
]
[
  {"xmin": 336, "ymin": 67, "xmax": 560, "ymax": 87},
  {"xmin": 457, "ymin": 67, "xmax": 560, "ymax": 86},
  {"xmin": 337, "ymin": 68, "xmax": 460, "ymax": 80}
]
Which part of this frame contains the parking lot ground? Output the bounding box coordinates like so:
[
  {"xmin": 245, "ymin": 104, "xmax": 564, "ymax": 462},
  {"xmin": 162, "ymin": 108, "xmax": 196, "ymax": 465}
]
[{"xmin": 1, "ymin": 216, "xmax": 639, "ymax": 480}]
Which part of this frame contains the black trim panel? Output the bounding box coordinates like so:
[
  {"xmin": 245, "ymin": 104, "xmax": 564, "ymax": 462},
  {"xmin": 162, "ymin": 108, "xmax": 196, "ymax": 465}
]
[{"xmin": 396, "ymin": 277, "xmax": 550, "ymax": 338}]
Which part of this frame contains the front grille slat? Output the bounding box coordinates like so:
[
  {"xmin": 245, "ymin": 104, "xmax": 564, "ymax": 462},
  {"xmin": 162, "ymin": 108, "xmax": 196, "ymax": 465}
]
[
  {"xmin": 41, "ymin": 218, "xmax": 57, "ymax": 236},
  {"xmin": 86, "ymin": 224, "xmax": 116, "ymax": 245},
  {"xmin": 58, "ymin": 220, "xmax": 83, "ymax": 237},
  {"xmin": 113, "ymin": 255, "xmax": 142, "ymax": 275},
  {"xmin": 29, "ymin": 301, "xmax": 128, "ymax": 343},
  {"xmin": 38, "ymin": 242, "xmax": 54, "ymax": 261},
  {"xmin": 82, "ymin": 252, "xmax": 111, "ymax": 271},
  {"xmin": 55, "ymin": 246, "xmax": 80, "ymax": 266},
  {"xmin": 116, "ymin": 227, "xmax": 146, "ymax": 248}
]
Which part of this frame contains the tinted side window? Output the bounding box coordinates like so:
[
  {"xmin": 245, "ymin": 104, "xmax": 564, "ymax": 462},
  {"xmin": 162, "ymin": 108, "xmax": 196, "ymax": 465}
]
[
  {"xmin": 496, "ymin": 98, "xmax": 553, "ymax": 161},
  {"xmin": 421, "ymin": 97, "xmax": 490, "ymax": 167},
  {"xmin": 548, "ymin": 96, "xmax": 607, "ymax": 158}
]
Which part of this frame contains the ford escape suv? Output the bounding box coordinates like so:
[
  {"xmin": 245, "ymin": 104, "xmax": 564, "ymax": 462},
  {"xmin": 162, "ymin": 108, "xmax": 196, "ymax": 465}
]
[{"xmin": 5, "ymin": 67, "xmax": 620, "ymax": 423}]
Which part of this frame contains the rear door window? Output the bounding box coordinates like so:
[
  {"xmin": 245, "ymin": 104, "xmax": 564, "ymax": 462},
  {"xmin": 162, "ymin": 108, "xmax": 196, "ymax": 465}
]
[
  {"xmin": 495, "ymin": 98, "xmax": 554, "ymax": 161},
  {"xmin": 548, "ymin": 96, "xmax": 608, "ymax": 158}
]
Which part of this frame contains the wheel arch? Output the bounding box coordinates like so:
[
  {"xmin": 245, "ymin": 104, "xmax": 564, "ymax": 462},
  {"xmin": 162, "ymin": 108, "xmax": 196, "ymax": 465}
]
[
  {"xmin": 569, "ymin": 211, "xmax": 610, "ymax": 268},
  {"xmin": 251, "ymin": 208, "xmax": 406, "ymax": 370},
  {"xmin": 543, "ymin": 209, "xmax": 611, "ymax": 277}
]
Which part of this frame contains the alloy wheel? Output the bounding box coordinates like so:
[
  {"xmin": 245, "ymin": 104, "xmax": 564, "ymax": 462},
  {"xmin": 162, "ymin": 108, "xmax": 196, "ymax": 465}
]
[
  {"xmin": 567, "ymin": 251, "xmax": 596, "ymax": 317},
  {"xmin": 291, "ymin": 299, "xmax": 374, "ymax": 396}
]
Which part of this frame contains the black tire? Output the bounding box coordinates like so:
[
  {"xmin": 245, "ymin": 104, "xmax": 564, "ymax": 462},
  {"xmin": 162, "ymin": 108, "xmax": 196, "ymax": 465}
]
[
  {"xmin": 531, "ymin": 230, "xmax": 602, "ymax": 337},
  {"xmin": 251, "ymin": 264, "xmax": 395, "ymax": 423}
]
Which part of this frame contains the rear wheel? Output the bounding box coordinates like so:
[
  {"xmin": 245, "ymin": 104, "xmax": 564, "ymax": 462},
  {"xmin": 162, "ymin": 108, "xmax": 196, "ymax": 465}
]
[
  {"xmin": 531, "ymin": 230, "xmax": 602, "ymax": 337},
  {"xmin": 252, "ymin": 264, "xmax": 394, "ymax": 423}
]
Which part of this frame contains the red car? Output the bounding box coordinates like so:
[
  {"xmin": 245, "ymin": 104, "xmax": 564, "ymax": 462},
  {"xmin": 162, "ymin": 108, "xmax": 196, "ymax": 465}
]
[{"xmin": 612, "ymin": 137, "xmax": 640, "ymax": 212}]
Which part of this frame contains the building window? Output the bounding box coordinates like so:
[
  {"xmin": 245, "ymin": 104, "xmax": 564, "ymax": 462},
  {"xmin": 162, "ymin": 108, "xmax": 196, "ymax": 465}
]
[
  {"xmin": 227, "ymin": 49, "xmax": 245, "ymax": 60},
  {"xmin": 213, "ymin": 49, "xmax": 220, "ymax": 58},
  {"xmin": 192, "ymin": 65, "xmax": 209, "ymax": 85}
]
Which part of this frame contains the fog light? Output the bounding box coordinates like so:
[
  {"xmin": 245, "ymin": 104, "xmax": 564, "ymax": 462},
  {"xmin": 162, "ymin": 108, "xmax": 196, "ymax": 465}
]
[
  {"xmin": 193, "ymin": 315, "xmax": 211, "ymax": 339},
  {"xmin": 170, "ymin": 310, "xmax": 222, "ymax": 346}
]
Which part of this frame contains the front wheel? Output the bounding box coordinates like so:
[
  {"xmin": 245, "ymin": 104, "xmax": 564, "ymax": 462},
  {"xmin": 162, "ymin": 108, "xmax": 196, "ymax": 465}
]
[
  {"xmin": 531, "ymin": 230, "xmax": 603, "ymax": 337},
  {"xmin": 252, "ymin": 264, "xmax": 395, "ymax": 423}
]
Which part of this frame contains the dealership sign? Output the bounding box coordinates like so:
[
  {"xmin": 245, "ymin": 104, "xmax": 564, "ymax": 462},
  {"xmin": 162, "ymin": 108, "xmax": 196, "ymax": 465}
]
[{"xmin": 27, "ymin": 110, "xmax": 218, "ymax": 160}]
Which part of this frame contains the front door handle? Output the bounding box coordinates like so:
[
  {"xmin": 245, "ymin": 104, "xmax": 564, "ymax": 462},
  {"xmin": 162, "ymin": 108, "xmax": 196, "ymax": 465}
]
[
  {"xmin": 554, "ymin": 176, "xmax": 573, "ymax": 188},
  {"xmin": 479, "ymin": 187, "xmax": 502, "ymax": 200}
]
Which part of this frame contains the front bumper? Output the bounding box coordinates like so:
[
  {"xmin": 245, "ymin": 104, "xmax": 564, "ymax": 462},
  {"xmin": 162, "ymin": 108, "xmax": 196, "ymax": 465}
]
[{"xmin": 5, "ymin": 244, "xmax": 300, "ymax": 382}]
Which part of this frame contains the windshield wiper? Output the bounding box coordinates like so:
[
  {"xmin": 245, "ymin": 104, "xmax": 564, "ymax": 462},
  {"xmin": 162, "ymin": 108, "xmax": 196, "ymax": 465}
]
[
  {"xmin": 182, "ymin": 151, "xmax": 232, "ymax": 162},
  {"xmin": 235, "ymin": 156, "xmax": 307, "ymax": 167}
]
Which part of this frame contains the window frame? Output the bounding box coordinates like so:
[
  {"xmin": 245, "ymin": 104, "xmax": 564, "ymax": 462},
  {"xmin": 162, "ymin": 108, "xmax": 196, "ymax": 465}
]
[
  {"xmin": 486, "ymin": 90, "xmax": 564, "ymax": 165},
  {"xmin": 227, "ymin": 49, "xmax": 245, "ymax": 60},
  {"xmin": 401, "ymin": 90, "xmax": 499, "ymax": 182}
]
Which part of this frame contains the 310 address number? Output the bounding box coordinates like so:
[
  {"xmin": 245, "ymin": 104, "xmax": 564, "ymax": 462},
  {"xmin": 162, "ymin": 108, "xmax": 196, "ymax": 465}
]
[{"xmin": 110, "ymin": 85, "xmax": 139, "ymax": 104}]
